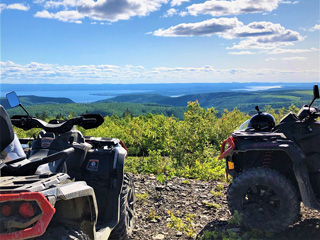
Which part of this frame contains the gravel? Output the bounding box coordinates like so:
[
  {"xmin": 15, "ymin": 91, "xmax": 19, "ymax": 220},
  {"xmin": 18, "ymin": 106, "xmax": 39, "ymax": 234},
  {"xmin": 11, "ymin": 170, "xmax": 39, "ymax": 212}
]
[{"xmin": 130, "ymin": 174, "xmax": 320, "ymax": 240}]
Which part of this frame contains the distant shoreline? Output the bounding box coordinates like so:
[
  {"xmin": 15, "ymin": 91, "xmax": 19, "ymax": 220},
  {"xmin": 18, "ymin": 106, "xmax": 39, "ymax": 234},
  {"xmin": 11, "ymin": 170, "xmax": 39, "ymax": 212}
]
[{"xmin": 1, "ymin": 82, "xmax": 317, "ymax": 103}]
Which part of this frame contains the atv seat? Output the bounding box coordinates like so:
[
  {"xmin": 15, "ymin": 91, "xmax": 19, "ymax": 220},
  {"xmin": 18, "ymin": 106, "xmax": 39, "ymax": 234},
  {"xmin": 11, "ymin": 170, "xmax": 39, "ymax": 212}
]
[
  {"xmin": 1, "ymin": 147, "xmax": 74, "ymax": 176},
  {"xmin": 0, "ymin": 105, "xmax": 14, "ymax": 153}
]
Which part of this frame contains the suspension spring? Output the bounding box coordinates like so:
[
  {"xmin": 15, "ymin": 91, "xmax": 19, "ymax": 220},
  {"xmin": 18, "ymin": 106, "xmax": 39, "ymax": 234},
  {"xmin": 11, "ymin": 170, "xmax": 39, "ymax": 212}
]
[{"xmin": 263, "ymin": 151, "xmax": 273, "ymax": 168}]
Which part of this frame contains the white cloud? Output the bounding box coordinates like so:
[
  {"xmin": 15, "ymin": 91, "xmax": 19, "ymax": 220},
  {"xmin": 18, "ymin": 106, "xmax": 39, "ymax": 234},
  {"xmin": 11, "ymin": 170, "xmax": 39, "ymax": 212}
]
[
  {"xmin": 281, "ymin": 56, "xmax": 307, "ymax": 61},
  {"xmin": 34, "ymin": 10, "xmax": 53, "ymax": 18},
  {"xmin": 153, "ymin": 17, "xmax": 241, "ymax": 37},
  {"xmin": 228, "ymin": 39, "xmax": 295, "ymax": 50},
  {"xmin": 0, "ymin": 3, "xmax": 30, "ymax": 13},
  {"xmin": 153, "ymin": 17, "xmax": 304, "ymax": 51},
  {"xmin": 33, "ymin": 0, "xmax": 168, "ymax": 23},
  {"xmin": 43, "ymin": 0, "xmax": 77, "ymax": 9},
  {"xmin": 33, "ymin": 0, "xmax": 46, "ymax": 4},
  {"xmin": 280, "ymin": 0, "xmax": 299, "ymax": 4},
  {"xmin": 153, "ymin": 18, "xmax": 303, "ymax": 40},
  {"xmin": 163, "ymin": 8, "xmax": 177, "ymax": 18},
  {"xmin": 179, "ymin": 11, "xmax": 188, "ymax": 17},
  {"xmin": 309, "ymin": 24, "xmax": 320, "ymax": 32},
  {"xmin": 1, "ymin": 61, "xmax": 319, "ymax": 84},
  {"xmin": 265, "ymin": 57, "xmax": 277, "ymax": 61},
  {"xmin": 34, "ymin": 10, "xmax": 84, "ymax": 23},
  {"xmin": 228, "ymin": 51, "xmax": 256, "ymax": 55},
  {"xmin": 264, "ymin": 56, "xmax": 308, "ymax": 62},
  {"xmin": 76, "ymin": 0, "xmax": 167, "ymax": 22},
  {"xmin": 171, "ymin": 0, "xmax": 189, "ymax": 7},
  {"xmin": 0, "ymin": 4, "xmax": 6, "ymax": 13},
  {"xmin": 187, "ymin": 0, "xmax": 280, "ymax": 17},
  {"xmin": 267, "ymin": 48, "xmax": 319, "ymax": 54}
]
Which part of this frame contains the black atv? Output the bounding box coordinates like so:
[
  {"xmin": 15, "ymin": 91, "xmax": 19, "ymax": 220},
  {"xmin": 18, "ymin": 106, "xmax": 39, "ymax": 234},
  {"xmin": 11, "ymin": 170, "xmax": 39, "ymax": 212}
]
[
  {"xmin": 0, "ymin": 92, "xmax": 135, "ymax": 239},
  {"xmin": 219, "ymin": 85, "xmax": 320, "ymax": 232}
]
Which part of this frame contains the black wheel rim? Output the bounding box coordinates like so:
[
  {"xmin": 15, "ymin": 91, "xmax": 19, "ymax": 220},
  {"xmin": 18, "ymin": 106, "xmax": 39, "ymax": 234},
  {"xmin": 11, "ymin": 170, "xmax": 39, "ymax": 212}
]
[{"xmin": 241, "ymin": 184, "xmax": 281, "ymax": 221}]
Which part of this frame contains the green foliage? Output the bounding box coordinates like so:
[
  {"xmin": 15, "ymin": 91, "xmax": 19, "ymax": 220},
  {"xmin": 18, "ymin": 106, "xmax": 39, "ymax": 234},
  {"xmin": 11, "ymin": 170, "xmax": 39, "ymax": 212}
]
[
  {"xmin": 13, "ymin": 126, "xmax": 42, "ymax": 138},
  {"xmin": 228, "ymin": 210, "xmax": 243, "ymax": 226},
  {"xmin": 215, "ymin": 184, "xmax": 224, "ymax": 191},
  {"xmin": 200, "ymin": 229, "xmax": 273, "ymax": 240},
  {"xmin": 147, "ymin": 209, "xmax": 160, "ymax": 221},
  {"xmin": 182, "ymin": 179, "xmax": 190, "ymax": 185},
  {"xmin": 210, "ymin": 190, "xmax": 224, "ymax": 197},
  {"xmin": 6, "ymin": 102, "xmax": 186, "ymax": 120},
  {"xmin": 135, "ymin": 192, "xmax": 148, "ymax": 203},
  {"xmin": 167, "ymin": 211, "xmax": 196, "ymax": 238},
  {"xmin": 202, "ymin": 201, "xmax": 222, "ymax": 209},
  {"xmin": 213, "ymin": 109, "xmax": 249, "ymax": 150},
  {"xmin": 12, "ymin": 101, "xmax": 302, "ymax": 181},
  {"xmin": 156, "ymin": 173, "xmax": 166, "ymax": 185},
  {"xmin": 200, "ymin": 230, "xmax": 240, "ymax": 240}
]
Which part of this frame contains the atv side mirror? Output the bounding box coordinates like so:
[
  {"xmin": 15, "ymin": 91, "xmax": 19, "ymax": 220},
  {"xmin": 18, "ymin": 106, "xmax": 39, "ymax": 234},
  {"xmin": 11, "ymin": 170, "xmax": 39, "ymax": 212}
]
[
  {"xmin": 6, "ymin": 91, "xmax": 20, "ymax": 108},
  {"xmin": 313, "ymin": 85, "xmax": 319, "ymax": 99},
  {"xmin": 6, "ymin": 91, "xmax": 30, "ymax": 116}
]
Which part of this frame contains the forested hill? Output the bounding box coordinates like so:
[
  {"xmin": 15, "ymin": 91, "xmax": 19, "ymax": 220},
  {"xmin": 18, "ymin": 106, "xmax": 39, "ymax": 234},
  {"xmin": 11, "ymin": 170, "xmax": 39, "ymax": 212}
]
[
  {"xmin": 99, "ymin": 89, "xmax": 314, "ymax": 113},
  {"xmin": 0, "ymin": 95, "xmax": 74, "ymax": 109},
  {"xmin": 1, "ymin": 89, "xmax": 315, "ymax": 119},
  {"xmin": 5, "ymin": 102, "xmax": 186, "ymax": 119}
]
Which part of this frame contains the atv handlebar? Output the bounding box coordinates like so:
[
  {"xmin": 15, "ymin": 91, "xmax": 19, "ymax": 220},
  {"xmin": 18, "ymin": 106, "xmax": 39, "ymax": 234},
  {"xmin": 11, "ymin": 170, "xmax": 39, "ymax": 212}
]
[{"xmin": 11, "ymin": 114, "xmax": 104, "ymax": 133}]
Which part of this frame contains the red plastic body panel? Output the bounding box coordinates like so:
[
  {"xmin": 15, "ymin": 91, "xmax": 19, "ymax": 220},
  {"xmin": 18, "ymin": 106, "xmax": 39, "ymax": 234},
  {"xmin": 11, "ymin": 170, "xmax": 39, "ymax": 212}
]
[
  {"xmin": 119, "ymin": 140, "xmax": 128, "ymax": 152},
  {"xmin": 0, "ymin": 192, "xmax": 55, "ymax": 240},
  {"xmin": 218, "ymin": 136, "xmax": 235, "ymax": 160}
]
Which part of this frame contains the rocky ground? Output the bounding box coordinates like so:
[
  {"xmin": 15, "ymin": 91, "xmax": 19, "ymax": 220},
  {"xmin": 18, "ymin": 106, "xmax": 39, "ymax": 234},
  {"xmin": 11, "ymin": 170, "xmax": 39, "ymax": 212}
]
[{"xmin": 129, "ymin": 174, "xmax": 320, "ymax": 240}]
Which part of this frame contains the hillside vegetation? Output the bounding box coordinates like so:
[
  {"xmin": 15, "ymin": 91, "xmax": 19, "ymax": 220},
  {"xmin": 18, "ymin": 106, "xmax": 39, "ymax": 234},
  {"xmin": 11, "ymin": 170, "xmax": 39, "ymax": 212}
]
[
  {"xmin": 2, "ymin": 89, "xmax": 314, "ymax": 119},
  {"xmin": 6, "ymin": 102, "xmax": 186, "ymax": 119},
  {"xmin": 102, "ymin": 89, "xmax": 313, "ymax": 113},
  {"xmin": 0, "ymin": 95, "xmax": 74, "ymax": 109},
  {"xmin": 15, "ymin": 101, "xmax": 300, "ymax": 181}
]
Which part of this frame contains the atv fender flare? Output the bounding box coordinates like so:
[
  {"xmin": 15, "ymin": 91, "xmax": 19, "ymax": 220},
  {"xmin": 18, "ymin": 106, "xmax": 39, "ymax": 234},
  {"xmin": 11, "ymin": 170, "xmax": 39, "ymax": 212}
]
[
  {"xmin": 234, "ymin": 139, "xmax": 320, "ymax": 211},
  {"xmin": 42, "ymin": 181, "xmax": 98, "ymax": 239}
]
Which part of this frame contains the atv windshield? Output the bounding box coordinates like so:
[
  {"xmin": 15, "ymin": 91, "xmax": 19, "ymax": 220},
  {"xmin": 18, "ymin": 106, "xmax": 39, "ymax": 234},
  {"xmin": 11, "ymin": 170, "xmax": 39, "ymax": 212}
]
[
  {"xmin": 238, "ymin": 120, "xmax": 250, "ymax": 131},
  {"xmin": 0, "ymin": 133, "xmax": 26, "ymax": 163}
]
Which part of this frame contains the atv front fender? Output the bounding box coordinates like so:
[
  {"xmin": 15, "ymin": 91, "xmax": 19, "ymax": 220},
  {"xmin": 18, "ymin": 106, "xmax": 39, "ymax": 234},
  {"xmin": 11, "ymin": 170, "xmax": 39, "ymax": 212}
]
[{"xmin": 234, "ymin": 139, "xmax": 320, "ymax": 211}]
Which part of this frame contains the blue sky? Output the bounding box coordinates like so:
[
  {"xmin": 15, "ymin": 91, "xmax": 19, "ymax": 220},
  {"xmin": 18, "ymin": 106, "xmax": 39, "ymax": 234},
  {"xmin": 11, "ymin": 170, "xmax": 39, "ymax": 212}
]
[{"xmin": 1, "ymin": 0, "xmax": 319, "ymax": 84}]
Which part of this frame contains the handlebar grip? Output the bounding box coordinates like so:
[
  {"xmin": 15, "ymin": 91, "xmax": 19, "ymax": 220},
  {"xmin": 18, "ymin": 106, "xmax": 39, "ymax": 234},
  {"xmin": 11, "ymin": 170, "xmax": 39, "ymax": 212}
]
[
  {"xmin": 11, "ymin": 118, "xmax": 25, "ymax": 128},
  {"xmin": 83, "ymin": 118, "xmax": 97, "ymax": 124},
  {"xmin": 11, "ymin": 119, "xmax": 21, "ymax": 124}
]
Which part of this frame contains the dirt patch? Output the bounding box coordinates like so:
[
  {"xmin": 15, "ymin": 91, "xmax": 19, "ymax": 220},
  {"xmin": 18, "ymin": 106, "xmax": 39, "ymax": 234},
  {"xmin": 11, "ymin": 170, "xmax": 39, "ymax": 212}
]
[{"xmin": 130, "ymin": 174, "xmax": 320, "ymax": 240}]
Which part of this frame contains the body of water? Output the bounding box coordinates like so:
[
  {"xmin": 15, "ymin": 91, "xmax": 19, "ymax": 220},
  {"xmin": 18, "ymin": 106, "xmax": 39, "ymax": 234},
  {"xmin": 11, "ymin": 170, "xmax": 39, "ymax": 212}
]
[{"xmin": 0, "ymin": 90, "xmax": 153, "ymax": 103}]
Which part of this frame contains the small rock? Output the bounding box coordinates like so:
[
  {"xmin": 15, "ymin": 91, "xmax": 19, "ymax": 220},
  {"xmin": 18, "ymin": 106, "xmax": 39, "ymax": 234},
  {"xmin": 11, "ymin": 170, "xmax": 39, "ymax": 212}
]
[
  {"xmin": 200, "ymin": 215, "xmax": 209, "ymax": 221},
  {"xmin": 153, "ymin": 234, "xmax": 165, "ymax": 240},
  {"xmin": 149, "ymin": 219, "xmax": 158, "ymax": 223},
  {"xmin": 176, "ymin": 231, "xmax": 183, "ymax": 237},
  {"xmin": 156, "ymin": 186, "xmax": 165, "ymax": 191}
]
